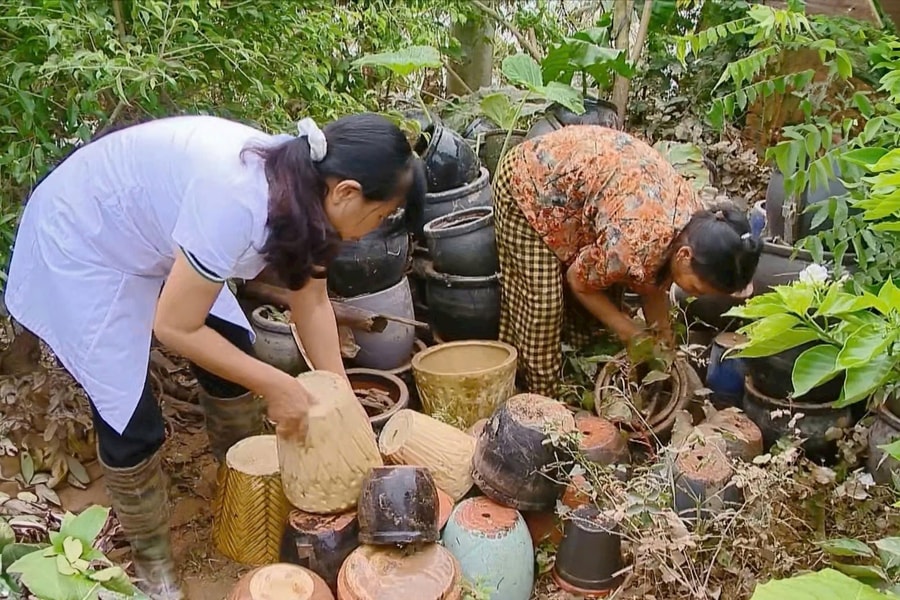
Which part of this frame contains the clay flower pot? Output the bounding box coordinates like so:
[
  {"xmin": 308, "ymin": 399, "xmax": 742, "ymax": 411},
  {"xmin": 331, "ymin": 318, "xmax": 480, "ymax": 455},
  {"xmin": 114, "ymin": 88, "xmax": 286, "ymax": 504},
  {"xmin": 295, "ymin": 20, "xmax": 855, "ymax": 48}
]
[
  {"xmin": 575, "ymin": 414, "xmax": 630, "ymax": 467},
  {"xmin": 279, "ymin": 510, "xmax": 360, "ymax": 593},
  {"xmin": 346, "ymin": 368, "xmax": 410, "ymax": 431},
  {"xmin": 250, "ymin": 305, "xmax": 307, "ymax": 375},
  {"xmin": 473, "ymin": 393, "xmax": 576, "ymax": 511},
  {"xmin": 673, "ymin": 440, "xmax": 742, "ymax": 523},
  {"xmin": 437, "ymin": 487, "xmax": 455, "ymax": 531},
  {"xmin": 441, "ymin": 497, "xmax": 535, "ymax": 600},
  {"xmin": 357, "ymin": 466, "xmax": 440, "ymax": 546},
  {"xmin": 423, "ymin": 206, "xmax": 499, "ymax": 277},
  {"xmin": 693, "ymin": 408, "xmax": 764, "ymax": 462},
  {"xmin": 553, "ymin": 505, "xmax": 624, "ymax": 597},
  {"xmin": 229, "ymin": 563, "xmax": 334, "ymax": 600},
  {"xmin": 337, "ymin": 543, "xmax": 463, "ymax": 600}
]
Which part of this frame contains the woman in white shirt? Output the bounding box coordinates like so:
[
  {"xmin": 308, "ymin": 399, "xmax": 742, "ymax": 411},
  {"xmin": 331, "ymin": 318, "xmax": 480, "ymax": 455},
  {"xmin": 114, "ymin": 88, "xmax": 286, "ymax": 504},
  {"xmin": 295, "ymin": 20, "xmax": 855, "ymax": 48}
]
[{"xmin": 5, "ymin": 113, "xmax": 424, "ymax": 599}]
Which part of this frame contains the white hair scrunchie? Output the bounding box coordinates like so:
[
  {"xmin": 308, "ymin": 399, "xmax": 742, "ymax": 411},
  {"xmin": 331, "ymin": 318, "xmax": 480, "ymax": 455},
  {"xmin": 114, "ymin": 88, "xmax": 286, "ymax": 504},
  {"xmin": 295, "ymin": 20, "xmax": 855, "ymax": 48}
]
[{"xmin": 296, "ymin": 117, "xmax": 327, "ymax": 162}]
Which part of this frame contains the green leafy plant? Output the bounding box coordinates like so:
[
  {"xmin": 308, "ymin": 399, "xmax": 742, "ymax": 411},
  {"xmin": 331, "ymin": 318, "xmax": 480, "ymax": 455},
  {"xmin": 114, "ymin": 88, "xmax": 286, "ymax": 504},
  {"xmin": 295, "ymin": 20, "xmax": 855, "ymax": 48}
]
[
  {"xmin": 751, "ymin": 568, "xmax": 897, "ymax": 599},
  {"xmin": 540, "ymin": 19, "xmax": 635, "ymax": 97},
  {"xmin": 725, "ymin": 266, "xmax": 900, "ymax": 407},
  {"xmin": 810, "ymin": 537, "xmax": 900, "ymax": 594}
]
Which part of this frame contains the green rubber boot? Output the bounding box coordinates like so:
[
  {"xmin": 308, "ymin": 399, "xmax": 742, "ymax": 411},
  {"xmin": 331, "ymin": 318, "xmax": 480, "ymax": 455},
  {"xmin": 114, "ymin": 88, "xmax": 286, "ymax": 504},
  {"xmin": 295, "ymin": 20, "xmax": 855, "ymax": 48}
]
[{"xmin": 198, "ymin": 390, "xmax": 265, "ymax": 463}]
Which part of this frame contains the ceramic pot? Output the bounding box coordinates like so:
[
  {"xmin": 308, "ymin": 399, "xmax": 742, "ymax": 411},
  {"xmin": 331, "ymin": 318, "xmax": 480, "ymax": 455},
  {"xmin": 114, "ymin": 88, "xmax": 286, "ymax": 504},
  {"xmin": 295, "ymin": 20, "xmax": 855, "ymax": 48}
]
[
  {"xmin": 867, "ymin": 407, "xmax": 900, "ymax": 485},
  {"xmin": 743, "ymin": 376, "xmax": 855, "ymax": 463},
  {"xmin": 693, "ymin": 408, "xmax": 764, "ymax": 463},
  {"xmin": 462, "ymin": 116, "xmax": 497, "ymax": 140},
  {"xmin": 749, "ymin": 200, "xmax": 767, "ymax": 239},
  {"xmin": 250, "ymin": 306, "xmax": 307, "ymax": 375},
  {"xmin": 278, "ymin": 371, "xmax": 383, "ymax": 514},
  {"xmin": 229, "ymin": 563, "xmax": 334, "ymax": 600},
  {"xmin": 415, "ymin": 167, "xmax": 492, "ymax": 238},
  {"xmin": 441, "ymin": 497, "xmax": 534, "ymax": 600},
  {"xmin": 683, "ymin": 328, "xmax": 716, "ymax": 384},
  {"xmin": 327, "ymin": 212, "xmax": 409, "ymax": 298},
  {"xmin": 414, "ymin": 124, "xmax": 481, "ymax": 194},
  {"xmin": 423, "ymin": 207, "xmax": 498, "ymax": 277},
  {"xmin": 766, "ymin": 164, "xmax": 851, "ymax": 243},
  {"xmin": 424, "ymin": 263, "xmax": 500, "ymax": 341},
  {"xmin": 706, "ymin": 332, "xmax": 748, "ymax": 405},
  {"xmin": 552, "ymin": 505, "xmax": 624, "ymax": 597},
  {"xmin": 673, "ymin": 439, "xmax": 742, "ymax": 523},
  {"xmin": 279, "ymin": 510, "xmax": 359, "ymax": 593},
  {"xmin": 574, "ymin": 414, "xmax": 630, "ymax": 467},
  {"xmin": 341, "ymin": 277, "xmax": 416, "ymax": 371},
  {"xmin": 475, "ymin": 128, "xmax": 527, "ymax": 179},
  {"xmin": 526, "ymin": 98, "xmax": 622, "ymax": 140},
  {"xmin": 378, "ymin": 409, "xmax": 476, "ymax": 501},
  {"xmin": 411, "ymin": 340, "xmax": 517, "ymax": 429},
  {"xmin": 745, "ymin": 342, "xmax": 843, "ymax": 403},
  {"xmin": 473, "ymin": 393, "xmax": 576, "ymax": 511},
  {"xmin": 358, "ymin": 466, "xmax": 440, "ymax": 545},
  {"xmin": 337, "ymin": 544, "xmax": 462, "ymax": 600},
  {"xmin": 346, "ymin": 368, "xmax": 410, "ymax": 432},
  {"xmin": 437, "ymin": 488, "xmax": 455, "ymax": 532}
]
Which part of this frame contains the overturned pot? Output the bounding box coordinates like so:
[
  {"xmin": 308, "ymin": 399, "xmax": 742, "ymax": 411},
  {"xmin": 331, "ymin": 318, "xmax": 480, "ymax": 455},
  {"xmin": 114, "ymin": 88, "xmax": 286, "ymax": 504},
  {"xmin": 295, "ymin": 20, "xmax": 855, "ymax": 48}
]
[
  {"xmin": 526, "ymin": 97, "xmax": 621, "ymax": 140},
  {"xmin": 250, "ymin": 305, "xmax": 307, "ymax": 376},
  {"xmin": 414, "ymin": 124, "xmax": 481, "ymax": 194},
  {"xmin": 347, "ymin": 368, "xmax": 410, "ymax": 431},
  {"xmin": 415, "ymin": 167, "xmax": 492, "ymax": 238},
  {"xmin": 358, "ymin": 465, "xmax": 440, "ymax": 546},
  {"xmin": 424, "ymin": 261, "xmax": 500, "ymax": 341},
  {"xmin": 279, "ymin": 510, "xmax": 359, "ymax": 593},
  {"xmin": 552, "ymin": 505, "xmax": 624, "ymax": 597},
  {"xmin": 423, "ymin": 206, "xmax": 498, "ymax": 277},
  {"xmin": 327, "ymin": 209, "xmax": 409, "ymax": 298}
]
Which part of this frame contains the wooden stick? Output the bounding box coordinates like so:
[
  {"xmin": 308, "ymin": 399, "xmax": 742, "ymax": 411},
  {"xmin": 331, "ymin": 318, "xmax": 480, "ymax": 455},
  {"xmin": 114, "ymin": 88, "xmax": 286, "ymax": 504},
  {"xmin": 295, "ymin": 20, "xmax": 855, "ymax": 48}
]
[
  {"xmin": 379, "ymin": 313, "xmax": 431, "ymax": 330},
  {"xmin": 289, "ymin": 323, "xmax": 314, "ymax": 371}
]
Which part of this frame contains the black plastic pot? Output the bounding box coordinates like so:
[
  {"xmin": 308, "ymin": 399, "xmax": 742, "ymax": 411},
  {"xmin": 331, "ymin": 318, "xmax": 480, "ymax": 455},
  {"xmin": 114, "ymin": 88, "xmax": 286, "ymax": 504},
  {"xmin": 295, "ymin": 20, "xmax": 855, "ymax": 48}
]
[
  {"xmin": 746, "ymin": 342, "xmax": 844, "ymax": 403},
  {"xmin": 525, "ymin": 98, "xmax": 621, "ymax": 140},
  {"xmin": 279, "ymin": 510, "xmax": 360, "ymax": 593},
  {"xmin": 357, "ymin": 466, "xmax": 439, "ymax": 546},
  {"xmin": 743, "ymin": 376, "xmax": 855, "ymax": 463},
  {"xmin": 473, "ymin": 393, "xmax": 575, "ymax": 511},
  {"xmin": 423, "ymin": 261, "xmax": 500, "ymax": 341},
  {"xmin": 766, "ymin": 165, "xmax": 852, "ymax": 243},
  {"xmin": 327, "ymin": 210, "xmax": 409, "ymax": 297},
  {"xmin": 868, "ymin": 406, "xmax": 900, "ymax": 485},
  {"xmin": 414, "ymin": 124, "xmax": 481, "ymax": 194},
  {"xmin": 475, "ymin": 129, "xmax": 527, "ymax": 179},
  {"xmin": 552, "ymin": 505, "xmax": 624, "ymax": 596},
  {"xmin": 423, "ymin": 207, "xmax": 498, "ymax": 277},
  {"xmin": 414, "ymin": 167, "xmax": 492, "ymax": 238}
]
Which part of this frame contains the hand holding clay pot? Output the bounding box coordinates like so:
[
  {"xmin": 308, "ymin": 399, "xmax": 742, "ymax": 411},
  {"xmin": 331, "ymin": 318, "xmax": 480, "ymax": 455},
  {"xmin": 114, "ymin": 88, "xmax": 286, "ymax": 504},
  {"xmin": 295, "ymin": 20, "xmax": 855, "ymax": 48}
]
[{"xmin": 263, "ymin": 372, "xmax": 311, "ymax": 442}]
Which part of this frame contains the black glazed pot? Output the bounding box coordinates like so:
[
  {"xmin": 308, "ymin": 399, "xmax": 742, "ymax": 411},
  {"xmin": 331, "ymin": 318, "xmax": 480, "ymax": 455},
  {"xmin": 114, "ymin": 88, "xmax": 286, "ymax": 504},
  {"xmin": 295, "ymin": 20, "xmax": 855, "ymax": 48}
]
[
  {"xmin": 472, "ymin": 393, "xmax": 576, "ymax": 511},
  {"xmin": 414, "ymin": 167, "xmax": 492, "ymax": 238},
  {"xmin": 357, "ymin": 465, "xmax": 439, "ymax": 545},
  {"xmin": 745, "ymin": 342, "xmax": 844, "ymax": 403},
  {"xmin": 462, "ymin": 116, "xmax": 498, "ymax": 140},
  {"xmin": 525, "ymin": 97, "xmax": 621, "ymax": 140},
  {"xmin": 766, "ymin": 164, "xmax": 852, "ymax": 243},
  {"xmin": 279, "ymin": 509, "xmax": 360, "ymax": 593},
  {"xmin": 423, "ymin": 206, "xmax": 498, "ymax": 277},
  {"xmin": 475, "ymin": 128, "xmax": 527, "ymax": 179},
  {"xmin": 743, "ymin": 376, "xmax": 856, "ymax": 463},
  {"xmin": 327, "ymin": 209, "xmax": 409, "ymax": 297},
  {"xmin": 414, "ymin": 124, "xmax": 481, "ymax": 194},
  {"xmin": 423, "ymin": 261, "xmax": 500, "ymax": 341},
  {"xmin": 552, "ymin": 505, "xmax": 624, "ymax": 596}
]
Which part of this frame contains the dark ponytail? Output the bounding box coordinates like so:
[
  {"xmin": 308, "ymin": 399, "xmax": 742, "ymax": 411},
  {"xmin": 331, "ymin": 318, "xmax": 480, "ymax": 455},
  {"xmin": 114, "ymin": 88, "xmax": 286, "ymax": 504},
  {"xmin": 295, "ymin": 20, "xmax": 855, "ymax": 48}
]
[
  {"xmin": 244, "ymin": 113, "xmax": 423, "ymax": 291},
  {"xmin": 673, "ymin": 203, "xmax": 763, "ymax": 293}
]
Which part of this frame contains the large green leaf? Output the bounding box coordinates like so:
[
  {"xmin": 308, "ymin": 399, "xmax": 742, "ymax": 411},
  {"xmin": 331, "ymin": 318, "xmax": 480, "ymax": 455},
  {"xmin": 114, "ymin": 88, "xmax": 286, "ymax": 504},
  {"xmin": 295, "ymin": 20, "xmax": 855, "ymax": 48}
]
[
  {"xmin": 792, "ymin": 345, "xmax": 841, "ymax": 398},
  {"xmin": 502, "ymin": 54, "xmax": 543, "ymax": 90},
  {"xmin": 351, "ymin": 46, "xmax": 442, "ymax": 77},
  {"xmin": 750, "ymin": 568, "xmax": 893, "ymax": 599},
  {"xmin": 878, "ymin": 279, "xmax": 900, "ymax": 312},
  {"xmin": 479, "ymin": 94, "xmax": 518, "ymax": 131},
  {"xmin": 776, "ymin": 284, "xmax": 816, "ymax": 315},
  {"xmin": 836, "ymin": 326, "xmax": 891, "ymax": 369},
  {"xmin": 734, "ymin": 329, "xmax": 820, "ymax": 358},
  {"xmin": 7, "ymin": 551, "xmax": 97, "ymax": 600},
  {"xmin": 541, "ymin": 82, "xmax": 584, "ymax": 115},
  {"xmin": 743, "ymin": 314, "xmax": 803, "ymax": 342},
  {"xmin": 818, "ymin": 538, "xmax": 875, "ymax": 558},
  {"xmin": 837, "ymin": 355, "xmax": 894, "ymax": 407},
  {"xmin": 59, "ymin": 506, "xmax": 109, "ymax": 548},
  {"xmin": 875, "ymin": 537, "xmax": 900, "ymax": 572}
]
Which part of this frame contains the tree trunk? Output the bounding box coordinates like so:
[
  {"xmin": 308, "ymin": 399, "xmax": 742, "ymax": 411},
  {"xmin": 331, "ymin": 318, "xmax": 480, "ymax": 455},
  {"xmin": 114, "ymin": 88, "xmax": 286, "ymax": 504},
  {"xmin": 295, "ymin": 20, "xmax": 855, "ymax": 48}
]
[
  {"xmin": 446, "ymin": 5, "xmax": 496, "ymax": 97},
  {"xmin": 610, "ymin": 0, "xmax": 634, "ymax": 120}
]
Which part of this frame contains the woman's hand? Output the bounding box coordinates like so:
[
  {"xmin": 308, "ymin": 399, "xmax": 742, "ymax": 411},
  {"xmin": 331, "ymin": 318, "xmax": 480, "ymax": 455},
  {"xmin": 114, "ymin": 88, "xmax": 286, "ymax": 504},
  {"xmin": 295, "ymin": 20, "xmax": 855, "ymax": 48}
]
[{"xmin": 261, "ymin": 372, "xmax": 313, "ymax": 442}]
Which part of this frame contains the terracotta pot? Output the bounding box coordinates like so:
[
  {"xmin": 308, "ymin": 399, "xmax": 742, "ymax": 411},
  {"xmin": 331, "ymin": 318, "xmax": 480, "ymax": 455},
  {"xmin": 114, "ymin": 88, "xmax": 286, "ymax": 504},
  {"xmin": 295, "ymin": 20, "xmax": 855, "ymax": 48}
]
[
  {"xmin": 357, "ymin": 466, "xmax": 439, "ymax": 545},
  {"xmin": 278, "ymin": 371, "xmax": 383, "ymax": 514},
  {"xmin": 327, "ymin": 212, "xmax": 409, "ymax": 298},
  {"xmin": 673, "ymin": 439, "xmax": 742, "ymax": 523},
  {"xmin": 250, "ymin": 306, "xmax": 307, "ymax": 375},
  {"xmin": 377, "ymin": 409, "xmax": 476, "ymax": 501},
  {"xmin": 437, "ymin": 488, "xmax": 455, "ymax": 531},
  {"xmin": 414, "ymin": 124, "xmax": 481, "ymax": 194},
  {"xmin": 552, "ymin": 505, "xmax": 624, "ymax": 597},
  {"xmin": 473, "ymin": 393, "xmax": 576, "ymax": 511},
  {"xmin": 424, "ymin": 263, "xmax": 500, "ymax": 341},
  {"xmin": 279, "ymin": 510, "xmax": 359, "ymax": 593},
  {"xmin": 340, "ymin": 277, "xmax": 416, "ymax": 371},
  {"xmin": 746, "ymin": 342, "xmax": 844, "ymax": 403},
  {"xmin": 441, "ymin": 497, "xmax": 534, "ymax": 600},
  {"xmin": 693, "ymin": 408, "xmax": 764, "ymax": 462},
  {"xmin": 346, "ymin": 369, "xmax": 410, "ymax": 431},
  {"xmin": 868, "ymin": 407, "xmax": 900, "ymax": 485},
  {"xmin": 706, "ymin": 332, "xmax": 748, "ymax": 404},
  {"xmin": 524, "ymin": 474, "xmax": 594, "ymax": 548},
  {"xmin": 574, "ymin": 414, "xmax": 630, "ymax": 466},
  {"xmin": 411, "ymin": 340, "xmax": 517, "ymax": 429},
  {"xmin": 423, "ymin": 207, "xmax": 498, "ymax": 277},
  {"xmin": 336, "ymin": 543, "xmax": 462, "ymax": 600},
  {"xmin": 229, "ymin": 563, "xmax": 334, "ymax": 600},
  {"xmin": 474, "ymin": 128, "xmax": 527, "ymax": 179},
  {"xmin": 414, "ymin": 167, "xmax": 492, "ymax": 238},
  {"xmin": 743, "ymin": 376, "xmax": 855, "ymax": 464}
]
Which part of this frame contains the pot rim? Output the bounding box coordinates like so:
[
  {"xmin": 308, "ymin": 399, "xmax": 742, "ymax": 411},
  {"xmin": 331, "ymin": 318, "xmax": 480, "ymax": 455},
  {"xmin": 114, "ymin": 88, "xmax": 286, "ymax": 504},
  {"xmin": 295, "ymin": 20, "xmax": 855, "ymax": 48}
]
[
  {"xmin": 411, "ymin": 339, "xmax": 518, "ymax": 376},
  {"xmin": 337, "ymin": 275, "xmax": 409, "ymax": 302},
  {"xmin": 415, "ymin": 123, "xmax": 442, "ymax": 163},
  {"xmin": 422, "ymin": 260, "xmax": 499, "ymax": 286},
  {"xmin": 423, "ymin": 167, "xmax": 490, "ymax": 203},
  {"xmin": 477, "ymin": 128, "xmax": 528, "ymax": 139},
  {"xmin": 346, "ymin": 367, "xmax": 410, "ymax": 426},
  {"xmin": 762, "ymin": 239, "xmax": 856, "ymax": 264},
  {"xmin": 422, "ymin": 206, "xmax": 494, "ymax": 240},
  {"xmin": 250, "ymin": 305, "xmax": 291, "ymax": 334},
  {"xmin": 744, "ymin": 376, "xmax": 845, "ymax": 411}
]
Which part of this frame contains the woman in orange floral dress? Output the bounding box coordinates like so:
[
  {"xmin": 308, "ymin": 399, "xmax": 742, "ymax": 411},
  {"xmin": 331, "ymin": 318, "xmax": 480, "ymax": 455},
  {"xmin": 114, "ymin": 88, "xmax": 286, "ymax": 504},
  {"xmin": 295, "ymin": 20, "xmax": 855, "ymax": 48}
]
[{"xmin": 494, "ymin": 125, "xmax": 762, "ymax": 397}]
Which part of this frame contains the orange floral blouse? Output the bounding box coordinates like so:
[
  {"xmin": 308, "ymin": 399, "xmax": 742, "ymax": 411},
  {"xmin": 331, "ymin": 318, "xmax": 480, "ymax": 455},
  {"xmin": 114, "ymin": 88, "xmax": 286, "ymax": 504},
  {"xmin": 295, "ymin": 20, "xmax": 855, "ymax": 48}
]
[{"xmin": 504, "ymin": 125, "xmax": 703, "ymax": 293}]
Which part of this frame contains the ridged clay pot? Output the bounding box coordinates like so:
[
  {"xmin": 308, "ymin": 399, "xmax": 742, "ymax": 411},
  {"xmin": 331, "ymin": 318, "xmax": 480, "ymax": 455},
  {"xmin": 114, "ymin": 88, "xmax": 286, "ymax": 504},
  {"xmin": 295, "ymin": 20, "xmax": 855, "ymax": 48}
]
[
  {"xmin": 552, "ymin": 505, "xmax": 624, "ymax": 597},
  {"xmin": 250, "ymin": 306, "xmax": 307, "ymax": 376},
  {"xmin": 424, "ymin": 263, "xmax": 500, "ymax": 341},
  {"xmin": 279, "ymin": 510, "xmax": 359, "ymax": 593},
  {"xmin": 229, "ymin": 563, "xmax": 334, "ymax": 600},
  {"xmin": 423, "ymin": 206, "xmax": 499, "ymax": 277},
  {"xmin": 414, "ymin": 124, "xmax": 481, "ymax": 194},
  {"xmin": 441, "ymin": 497, "xmax": 534, "ymax": 600},
  {"xmin": 346, "ymin": 368, "xmax": 410, "ymax": 432},
  {"xmin": 473, "ymin": 394, "xmax": 576, "ymax": 511},
  {"xmin": 336, "ymin": 543, "xmax": 462, "ymax": 600},
  {"xmin": 411, "ymin": 340, "xmax": 517, "ymax": 430},
  {"xmin": 340, "ymin": 277, "xmax": 416, "ymax": 371},
  {"xmin": 414, "ymin": 167, "xmax": 492, "ymax": 238}
]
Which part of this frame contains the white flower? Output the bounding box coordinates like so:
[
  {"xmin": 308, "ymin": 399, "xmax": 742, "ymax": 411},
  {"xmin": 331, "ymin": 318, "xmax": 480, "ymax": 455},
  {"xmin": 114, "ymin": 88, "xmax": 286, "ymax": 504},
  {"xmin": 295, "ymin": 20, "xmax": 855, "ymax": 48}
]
[{"xmin": 799, "ymin": 263, "xmax": 829, "ymax": 285}]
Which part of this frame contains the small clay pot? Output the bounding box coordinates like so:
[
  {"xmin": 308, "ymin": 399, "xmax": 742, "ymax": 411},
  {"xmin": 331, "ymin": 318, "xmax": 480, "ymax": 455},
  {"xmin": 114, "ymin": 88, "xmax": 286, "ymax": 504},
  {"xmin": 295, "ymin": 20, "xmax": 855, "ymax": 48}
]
[
  {"xmin": 279, "ymin": 510, "xmax": 360, "ymax": 593},
  {"xmin": 250, "ymin": 306, "xmax": 307, "ymax": 375},
  {"xmin": 553, "ymin": 505, "xmax": 624, "ymax": 597},
  {"xmin": 694, "ymin": 408, "xmax": 764, "ymax": 462},
  {"xmin": 337, "ymin": 544, "xmax": 462, "ymax": 600},
  {"xmin": 357, "ymin": 466, "xmax": 440, "ymax": 545},
  {"xmin": 472, "ymin": 394, "xmax": 576, "ymax": 511},
  {"xmin": 437, "ymin": 488, "xmax": 455, "ymax": 532},
  {"xmin": 705, "ymin": 332, "xmax": 747, "ymax": 405},
  {"xmin": 229, "ymin": 563, "xmax": 334, "ymax": 600},
  {"xmin": 673, "ymin": 440, "xmax": 742, "ymax": 523},
  {"xmin": 346, "ymin": 368, "xmax": 410, "ymax": 431},
  {"xmin": 574, "ymin": 414, "xmax": 630, "ymax": 466},
  {"xmin": 423, "ymin": 206, "xmax": 499, "ymax": 278}
]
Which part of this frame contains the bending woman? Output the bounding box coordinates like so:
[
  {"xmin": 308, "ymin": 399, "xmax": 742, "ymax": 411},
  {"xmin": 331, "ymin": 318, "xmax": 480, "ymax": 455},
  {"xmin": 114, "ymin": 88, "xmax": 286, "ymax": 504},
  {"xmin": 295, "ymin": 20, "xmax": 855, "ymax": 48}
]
[
  {"xmin": 494, "ymin": 125, "xmax": 762, "ymax": 398},
  {"xmin": 4, "ymin": 113, "xmax": 424, "ymax": 598}
]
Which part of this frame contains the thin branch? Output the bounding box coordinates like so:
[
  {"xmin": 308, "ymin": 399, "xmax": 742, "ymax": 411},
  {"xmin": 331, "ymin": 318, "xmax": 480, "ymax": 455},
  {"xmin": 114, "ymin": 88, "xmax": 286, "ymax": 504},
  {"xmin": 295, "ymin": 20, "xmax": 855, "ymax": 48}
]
[
  {"xmin": 112, "ymin": 0, "xmax": 127, "ymax": 43},
  {"xmin": 470, "ymin": 0, "xmax": 542, "ymax": 61},
  {"xmin": 442, "ymin": 60, "xmax": 475, "ymax": 96}
]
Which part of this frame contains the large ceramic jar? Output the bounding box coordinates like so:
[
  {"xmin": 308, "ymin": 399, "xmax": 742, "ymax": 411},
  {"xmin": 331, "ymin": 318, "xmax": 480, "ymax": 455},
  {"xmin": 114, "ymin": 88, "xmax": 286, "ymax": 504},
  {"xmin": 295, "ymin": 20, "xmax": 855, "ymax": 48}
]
[
  {"xmin": 341, "ymin": 277, "xmax": 417, "ymax": 371},
  {"xmin": 414, "ymin": 124, "xmax": 481, "ymax": 194},
  {"xmin": 423, "ymin": 206, "xmax": 498, "ymax": 277},
  {"xmin": 327, "ymin": 210, "xmax": 409, "ymax": 298},
  {"xmin": 414, "ymin": 167, "xmax": 492, "ymax": 239},
  {"xmin": 250, "ymin": 305, "xmax": 307, "ymax": 375},
  {"xmin": 424, "ymin": 263, "xmax": 500, "ymax": 341}
]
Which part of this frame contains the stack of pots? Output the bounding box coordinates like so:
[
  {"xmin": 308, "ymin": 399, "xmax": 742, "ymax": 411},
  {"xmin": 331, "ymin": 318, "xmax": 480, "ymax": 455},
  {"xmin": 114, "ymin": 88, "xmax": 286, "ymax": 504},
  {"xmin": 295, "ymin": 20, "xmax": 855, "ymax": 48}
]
[{"xmin": 411, "ymin": 124, "xmax": 499, "ymax": 341}]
